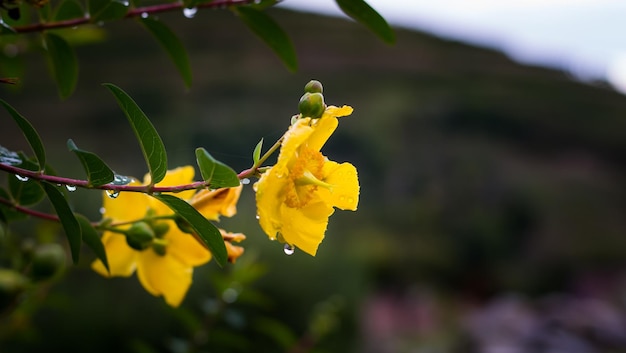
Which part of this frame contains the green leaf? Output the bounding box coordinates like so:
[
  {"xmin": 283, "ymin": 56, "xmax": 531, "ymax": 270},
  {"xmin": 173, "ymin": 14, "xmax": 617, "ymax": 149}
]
[
  {"xmin": 42, "ymin": 183, "xmax": 81, "ymax": 263},
  {"xmin": 9, "ymin": 159, "xmax": 44, "ymax": 205},
  {"xmin": 252, "ymin": 138, "xmax": 263, "ymax": 164},
  {"xmin": 0, "ymin": 100, "xmax": 46, "ymax": 170},
  {"xmin": 234, "ymin": 6, "xmax": 297, "ymax": 72},
  {"xmin": 195, "ymin": 148, "xmax": 240, "ymax": 188},
  {"xmin": 89, "ymin": 0, "xmax": 129, "ymax": 22},
  {"xmin": 0, "ymin": 188, "xmax": 28, "ymax": 222},
  {"xmin": 152, "ymin": 194, "xmax": 227, "ymax": 266},
  {"xmin": 140, "ymin": 17, "xmax": 192, "ymax": 88},
  {"xmin": 43, "ymin": 32, "xmax": 78, "ymax": 99},
  {"xmin": 76, "ymin": 214, "xmax": 109, "ymax": 272},
  {"xmin": 54, "ymin": 0, "xmax": 85, "ymax": 21},
  {"xmin": 67, "ymin": 139, "xmax": 115, "ymax": 187},
  {"xmin": 103, "ymin": 83, "xmax": 167, "ymax": 184},
  {"xmin": 335, "ymin": 0, "xmax": 395, "ymax": 44}
]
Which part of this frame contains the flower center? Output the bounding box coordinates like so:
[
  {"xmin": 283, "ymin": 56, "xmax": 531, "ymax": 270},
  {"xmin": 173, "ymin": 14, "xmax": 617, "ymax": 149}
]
[{"xmin": 284, "ymin": 147, "xmax": 327, "ymax": 208}]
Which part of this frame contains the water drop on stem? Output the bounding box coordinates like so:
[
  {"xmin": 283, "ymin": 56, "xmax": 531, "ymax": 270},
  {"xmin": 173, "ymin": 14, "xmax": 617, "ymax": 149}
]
[
  {"xmin": 106, "ymin": 190, "xmax": 120, "ymax": 199},
  {"xmin": 66, "ymin": 185, "xmax": 77, "ymax": 192},
  {"xmin": 182, "ymin": 7, "xmax": 197, "ymax": 18},
  {"xmin": 15, "ymin": 174, "xmax": 29, "ymax": 182}
]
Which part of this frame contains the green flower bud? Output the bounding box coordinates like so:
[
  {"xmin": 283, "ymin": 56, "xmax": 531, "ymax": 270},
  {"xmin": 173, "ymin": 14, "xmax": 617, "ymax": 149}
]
[
  {"xmin": 152, "ymin": 238, "xmax": 168, "ymax": 256},
  {"xmin": 152, "ymin": 222, "xmax": 170, "ymax": 238},
  {"xmin": 298, "ymin": 92, "xmax": 326, "ymax": 119},
  {"xmin": 304, "ymin": 80, "xmax": 323, "ymax": 94},
  {"xmin": 30, "ymin": 243, "xmax": 65, "ymax": 281},
  {"xmin": 125, "ymin": 222, "xmax": 155, "ymax": 251},
  {"xmin": 0, "ymin": 269, "xmax": 29, "ymax": 309}
]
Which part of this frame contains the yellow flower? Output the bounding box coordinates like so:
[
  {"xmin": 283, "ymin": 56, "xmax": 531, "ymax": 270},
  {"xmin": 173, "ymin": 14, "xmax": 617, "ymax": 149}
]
[
  {"xmin": 254, "ymin": 106, "xmax": 359, "ymax": 256},
  {"xmin": 92, "ymin": 166, "xmax": 243, "ymax": 307}
]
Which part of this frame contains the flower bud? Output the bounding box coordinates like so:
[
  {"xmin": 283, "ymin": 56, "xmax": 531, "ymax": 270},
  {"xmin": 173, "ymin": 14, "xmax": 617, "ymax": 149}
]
[
  {"xmin": 125, "ymin": 222, "xmax": 155, "ymax": 251},
  {"xmin": 152, "ymin": 222, "xmax": 170, "ymax": 238},
  {"xmin": 152, "ymin": 238, "xmax": 168, "ymax": 256},
  {"xmin": 30, "ymin": 243, "xmax": 65, "ymax": 281},
  {"xmin": 304, "ymin": 80, "xmax": 323, "ymax": 94},
  {"xmin": 0, "ymin": 269, "xmax": 29, "ymax": 309},
  {"xmin": 298, "ymin": 92, "xmax": 326, "ymax": 119}
]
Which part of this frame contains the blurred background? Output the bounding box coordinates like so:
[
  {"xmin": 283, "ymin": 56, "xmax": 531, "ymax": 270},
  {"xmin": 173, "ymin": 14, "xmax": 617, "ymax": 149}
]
[{"xmin": 2, "ymin": 2, "xmax": 626, "ymax": 352}]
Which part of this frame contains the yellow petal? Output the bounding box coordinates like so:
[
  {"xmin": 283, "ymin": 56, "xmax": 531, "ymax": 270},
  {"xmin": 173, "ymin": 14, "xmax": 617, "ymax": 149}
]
[
  {"xmin": 102, "ymin": 180, "xmax": 150, "ymax": 223},
  {"xmin": 305, "ymin": 105, "xmax": 352, "ymax": 152},
  {"xmin": 166, "ymin": 224, "xmax": 212, "ymax": 267},
  {"xmin": 149, "ymin": 166, "xmax": 196, "ymax": 215},
  {"xmin": 191, "ymin": 185, "xmax": 242, "ymax": 220},
  {"xmin": 280, "ymin": 201, "xmax": 334, "ymax": 256},
  {"xmin": 91, "ymin": 231, "xmax": 138, "ymax": 277},
  {"xmin": 319, "ymin": 161, "xmax": 359, "ymax": 210},
  {"xmin": 136, "ymin": 250, "xmax": 192, "ymax": 307},
  {"xmin": 277, "ymin": 118, "xmax": 314, "ymax": 168},
  {"xmin": 255, "ymin": 168, "xmax": 286, "ymax": 240}
]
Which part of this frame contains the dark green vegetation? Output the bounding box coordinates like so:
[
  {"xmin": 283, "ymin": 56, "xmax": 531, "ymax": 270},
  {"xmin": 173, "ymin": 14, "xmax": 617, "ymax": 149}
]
[{"xmin": 2, "ymin": 7, "xmax": 626, "ymax": 352}]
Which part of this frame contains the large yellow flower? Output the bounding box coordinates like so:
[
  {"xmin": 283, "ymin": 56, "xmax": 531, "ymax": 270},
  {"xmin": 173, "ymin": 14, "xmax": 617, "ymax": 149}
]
[
  {"xmin": 92, "ymin": 166, "xmax": 243, "ymax": 307},
  {"xmin": 254, "ymin": 106, "xmax": 359, "ymax": 256}
]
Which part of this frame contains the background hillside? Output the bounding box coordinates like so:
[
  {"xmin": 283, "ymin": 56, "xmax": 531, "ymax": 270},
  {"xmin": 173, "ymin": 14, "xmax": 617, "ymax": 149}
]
[{"xmin": 2, "ymin": 7, "xmax": 626, "ymax": 352}]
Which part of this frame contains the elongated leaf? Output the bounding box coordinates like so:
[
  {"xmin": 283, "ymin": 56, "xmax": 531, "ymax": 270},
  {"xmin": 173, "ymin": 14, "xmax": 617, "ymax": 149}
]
[
  {"xmin": 140, "ymin": 17, "xmax": 192, "ymax": 88},
  {"xmin": 9, "ymin": 159, "xmax": 44, "ymax": 205},
  {"xmin": 42, "ymin": 183, "xmax": 81, "ymax": 263},
  {"xmin": 234, "ymin": 6, "xmax": 297, "ymax": 72},
  {"xmin": 252, "ymin": 138, "xmax": 263, "ymax": 164},
  {"xmin": 44, "ymin": 32, "xmax": 78, "ymax": 99},
  {"xmin": 152, "ymin": 194, "xmax": 227, "ymax": 266},
  {"xmin": 103, "ymin": 83, "xmax": 167, "ymax": 184},
  {"xmin": 335, "ymin": 0, "xmax": 395, "ymax": 44},
  {"xmin": 67, "ymin": 139, "xmax": 114, "ymax": 187},
  {"xmin": 89, "ymin": 0, "xmax": 129, "ymax": 22},
  {"xmin": 76, "ymin": 213, "xmax": 109, "ymax": 272},
  {"xmin": 0, "ymin": 100, "xmax": 46, "ymax": 170},
  {"xmin": 195, "ymin": 148, "xmax": 240, "ymax": 188}
]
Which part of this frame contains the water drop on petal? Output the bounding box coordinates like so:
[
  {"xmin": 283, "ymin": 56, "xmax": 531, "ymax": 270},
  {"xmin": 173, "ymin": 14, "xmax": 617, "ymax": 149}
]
[
  {"xmin": 283, "ymin": 243, "xmax": 295, "ymax": 255},
  {"xmin": 99, "ymin": 207, "xmax": 106, "ymax": 214},
  {"xmin": 106, "ymin": 190, "xmax": 120, "ymax": 199},
  {"xmin": 255, "ymin": 214, "xmax": 260, "ymax": 220},
  {"xmin": 15, "ymin": 174, "xmax": 29, "ymax": 182},
  {"xmin": 66, "ymin": 185, "xmax": 77, "ymax": 192}
]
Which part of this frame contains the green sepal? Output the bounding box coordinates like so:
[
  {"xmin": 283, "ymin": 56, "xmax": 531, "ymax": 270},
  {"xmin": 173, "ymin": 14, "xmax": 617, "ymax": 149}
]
[
  {"xmin": 76, "ymin": 213, "xmax": 109, "ymax": 272},
  {"xmin": 67, "ymin": 139, "xmax": 115, "ymax": 187},
  {"xmin": 43, "ymin": 32, "xmax": 79, "ymax": 99},
  {"xmin": 335, "ymin": 0, "xmax": 395, "ymax": 44},
  {"xmin": 195, "ymin": 147, "xmax": 240, "ymax": 188},
  {"xmin": 234, "ymin": 6, "xmax": 297, "ymax": 72},
  {"xmin": 42, "ymin": 183, "xmax": 81, "ymax": 264},
  {"xmin": 152, "ymin": 194, "xmax": 227, "ymax": 266},
  {"xmin": 139, "ymin": 17, "xmax": 192, "ymax": 88},
  {"xmin": 103, "ymin": 83, "xmax": 168, "ymax": 185},
  {"xmin": 0, "ymin": 100, "xmax": 46, "ymax": 170},
  {"xmin": 252, "ymin": 138, "xmax": 263, "ymax": 165}
]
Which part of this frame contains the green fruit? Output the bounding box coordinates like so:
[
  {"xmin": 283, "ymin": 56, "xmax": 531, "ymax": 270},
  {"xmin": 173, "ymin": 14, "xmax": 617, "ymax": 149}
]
[
  {"xmin": 304, "ymin": 80, "xmax": 323, "ymax": 94},
  {"xmin": 298, "ymin": 92, "xmax": 326, "ymax": 119},
  {"xmin": 31, "ymin": 243, "xmax": 65, "ymax": 281}
]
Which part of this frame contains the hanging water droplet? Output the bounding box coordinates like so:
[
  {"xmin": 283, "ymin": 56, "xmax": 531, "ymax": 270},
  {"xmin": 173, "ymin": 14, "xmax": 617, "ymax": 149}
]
[
  {"xmin": 283, "ymin": 243, "xmax": 295, "ymax": 256},
  {"xmin": 99, "ymin": 207, "xmax": 106, "ymax": 214},
  {"xmin": 120, "ymin": 0, "xmax": 129, "ymax": 6},
  {"xmin": 140, "ymin": 12, "xmax": 149, "ymax": 18},
  {"xmin": 15, "ymin": 174, "xmax": 29, "ymax": 182},
  {"xmin": 255, "ymin": 214, "xmax": 260, "ymax": 220},
  {"xmin": 182, "ymin": 7, "xmax": 197, "ymax": 18},
  {"xmin": 66, "ymin": 185, "xmax": 77, "ymax": 192},
  {"xmin": 241, "ymin": 178, "xmax": 250, "ymax": 185},
  {"xmin": 106, "ymin": 190, "xmax": 120, "ymax": 199}
]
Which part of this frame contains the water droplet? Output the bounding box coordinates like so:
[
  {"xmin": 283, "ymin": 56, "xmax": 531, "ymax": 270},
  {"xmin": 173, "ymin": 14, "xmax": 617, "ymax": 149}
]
[
  {"xmin": 112, "ymin": 173, "xmax": 132, "ymax": 185},
  {"xmin": 255, "ymin": 214, "xmax": 260, "ymax": 220},
  {"xmin": 106, "ymin": 190, "xmax": 120, "ymax": 199},
  {"xmin": 277, "ymin": 174, "xmax": 283, "ymax": 179},
  {"xmin": 99, "ymin": 207, "xmax": 106, "ymax": 214},
  {"xmin": 120, "ymin": 0, "xmax": 129, "ymax": 6},
  {"xmin": 283, "ymin": 243, "xmax": 295, "ymax": 255},
  {"xmin": 0, "ymin": 146, "xmax": 21, "ymax": 166},
  {"xmin": 141, "ymin": 12, "xmax": 149, "ymax": 18},
  {"xmin": 182, "ymin": 7, "xmax": 197, "ymax": 18},
  {"xmin": 347, "ymin": 197, "xmax": 354, "ymax": 204},
  {"xmin": 339, "ymin": 196, "xmax": 346, "ymax": 202},
  {"xmin": 15, "ymin": 174, "xmax": 29, "ymax": 182},
  {"xmin": 241, "ymin": 178, "xmax": 250, "ymax": 185},
  {"xmin": 66, "ymin": 185, "xmax": 77, "ymax": 192}
]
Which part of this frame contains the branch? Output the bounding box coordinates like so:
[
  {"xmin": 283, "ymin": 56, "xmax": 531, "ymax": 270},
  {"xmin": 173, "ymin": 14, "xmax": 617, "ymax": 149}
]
[{"xmin": 11, "ymin": 0, "xmax": 256, "ymax": 34}]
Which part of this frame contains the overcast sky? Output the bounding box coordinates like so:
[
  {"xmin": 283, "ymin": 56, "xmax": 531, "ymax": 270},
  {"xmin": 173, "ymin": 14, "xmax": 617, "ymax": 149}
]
[{"xmin": 278, "ymin": 0, "xmax": 626, "ymax": 93}]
